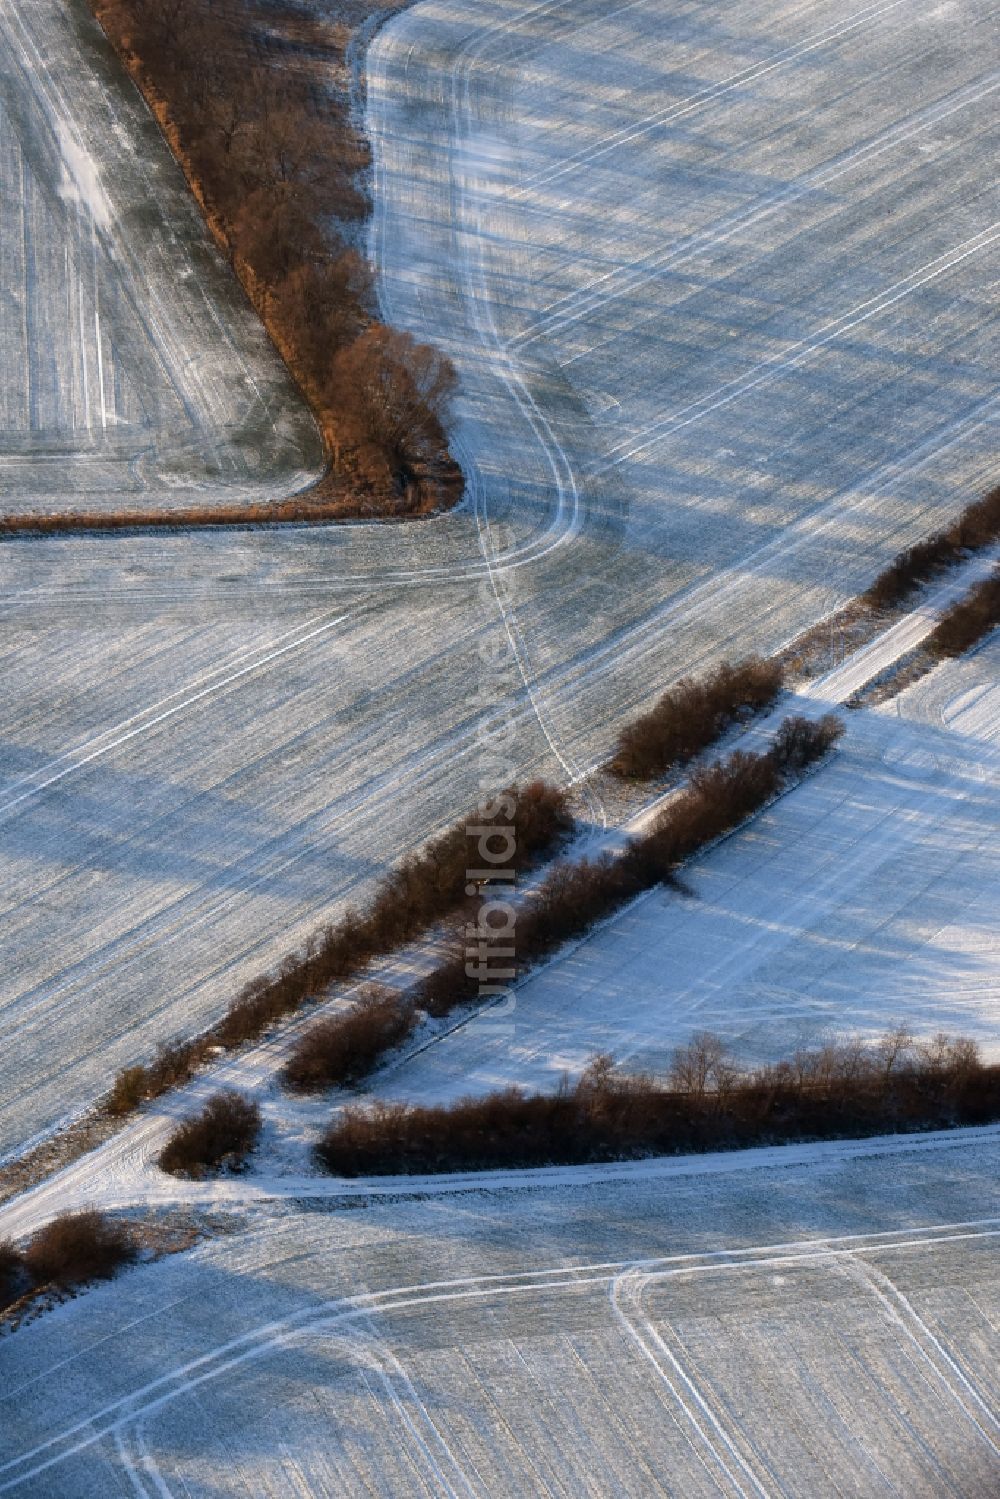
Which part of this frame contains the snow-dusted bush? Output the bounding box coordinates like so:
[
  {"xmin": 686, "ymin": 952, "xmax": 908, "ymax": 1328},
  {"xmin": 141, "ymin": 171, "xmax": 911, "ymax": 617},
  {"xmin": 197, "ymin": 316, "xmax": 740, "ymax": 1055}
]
[
  {"xmin": 281, "ymin": 987, "xmax": 414, "ymax": 1093},
  {"xmin": 158, "ymin": 1091, "xmax": 262, "ymax": 1179},
  {"xmin": 769, "ymin": 713, "xmax": 844, "ymax": 774},
  {"xmin": 23, "ymin": 1211, "xmax": 136, "ymax": 1288}
]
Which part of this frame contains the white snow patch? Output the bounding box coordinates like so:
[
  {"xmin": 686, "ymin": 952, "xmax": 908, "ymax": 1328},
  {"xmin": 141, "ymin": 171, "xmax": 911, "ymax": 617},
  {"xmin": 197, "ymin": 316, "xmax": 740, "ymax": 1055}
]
[{"xmin": 55, "ymin": 122, "xmax": 112, "ymax": 232}]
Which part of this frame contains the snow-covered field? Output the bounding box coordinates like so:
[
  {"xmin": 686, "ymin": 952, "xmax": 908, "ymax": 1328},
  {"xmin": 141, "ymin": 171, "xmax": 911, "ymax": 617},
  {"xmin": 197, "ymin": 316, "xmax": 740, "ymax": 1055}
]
[
  {"xmin": 370, "ymin": 634, "xmax": 1000, "ymax": 1103},
  {"xmin": 0, "ymin": 606, "xmax": 991, "ymax": 1223},
  {"xmin": 0, "ymin": 1, "xmax": 319, "ymax": 513},
  {"xmin": 1, "ymin": 0, "xmax": 997, "ymax": 1490},
  {"xmin": 2, "ymin": 0, "xmax": 998, "ymax": 1165},
  {"xmin": 0, "ymin": 1130, "xmax": 997, "ymax": 1496}
]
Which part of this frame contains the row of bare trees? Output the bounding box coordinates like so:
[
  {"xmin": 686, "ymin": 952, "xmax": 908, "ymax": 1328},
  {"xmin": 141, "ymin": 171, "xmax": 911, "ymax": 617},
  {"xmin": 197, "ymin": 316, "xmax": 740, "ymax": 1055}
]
[
  {"xmin": 607, "ymin": 483, "xmax": 1000, "ymax": 784},
  {"xmin": 418, "ymin": 715, "xmax": 844, "ymax": 1019},
  {"xmin": 102, "ymin": 715, "xmax": 842, "ymax": 1124},
  {"xmin": 93, "ymin": 0, "xmax": 462, "ymax": 514},
  {"xmin": 926, "ymin": 570, "xmax": 1000, "ymax": 659},
  {"xmin": 609, "ymin": 656, "xmax": 783, "ymax": 780},
  {"xmin": 97, "ymin": 714, "xmax": 845, "ymax": 1123},
  {"xmin": 103, "ymin": 782, "xmax": 572, "ymax": 1116},
  {"xmin": 315, "ymin": 1029, "xmax": 998, "ymax": 1175},
  {"xmin": 265, "ymin": 717, "xmax": 843, "ymax": 1103}
]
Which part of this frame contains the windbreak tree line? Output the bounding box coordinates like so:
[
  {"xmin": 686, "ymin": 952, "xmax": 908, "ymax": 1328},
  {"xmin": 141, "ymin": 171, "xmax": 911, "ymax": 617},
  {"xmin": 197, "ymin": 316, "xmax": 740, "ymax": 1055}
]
[
  {"xmin": 103, "ymin": 783, "xmax": 572, "ymax": 1116},
  {"xmin": 94, "ymin": 0, "xmax": 462, "ymax": 515},
  {"xmin": 607, "ymin": 483, "xmax": 1000, "ymax": 786},
  {"xmin": 417, "ymin": 716, "xmax": 844, "ymax": 1019},
  {"xmin": 862, "ymin": 484, "xmax": 1000, "ymax": 610},
  {"xmin": 261, "ymin": 717, "xmax": 845, "ymax": 1104},
  {"xmin": 609, "ymin": 656, "xmax": 783, "ymax": 780},
  {"xmin": 316, "ymin": 1029, "xmax": 999, "ymax": 1175},
  {"xmin": 926, "ymin": 570, "xmax": 1000, "ymax": 659}
]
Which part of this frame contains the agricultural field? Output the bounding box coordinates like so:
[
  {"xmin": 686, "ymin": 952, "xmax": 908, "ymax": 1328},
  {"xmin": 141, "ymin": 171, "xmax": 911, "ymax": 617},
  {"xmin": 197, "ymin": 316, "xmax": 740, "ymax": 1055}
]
[
  {"xmin": 0, "ymin": 0, "xmax": 998, "ymax": 1487},
  {"xmin": 0, "ymin": 0, "xmax": 319, "ymax": 514},
  {"xmin": 370, "ymin": 636, "xmax": 1000, "ymax": 1104},
  {"xmin": 0, "ymin": 1129, "xmax": 996, "ymax": 1495},
  {"xmin": 2, "ymin": 0, "xmax": 998, "ymax": 1161}
]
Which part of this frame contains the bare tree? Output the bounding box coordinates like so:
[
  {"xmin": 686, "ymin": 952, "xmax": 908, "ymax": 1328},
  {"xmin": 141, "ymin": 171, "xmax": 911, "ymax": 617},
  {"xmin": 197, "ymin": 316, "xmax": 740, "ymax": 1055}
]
[
  {"xmin": 336, "ymin": 328, "xmax": 456, "ymax": 448},
  {"xmin": 669, "ymin": 1032, "xmax": 730, "ymax": 1099},
  {"xmin": 875, "ymin": 1025, "xmax": 914, "ymax": 1089}
]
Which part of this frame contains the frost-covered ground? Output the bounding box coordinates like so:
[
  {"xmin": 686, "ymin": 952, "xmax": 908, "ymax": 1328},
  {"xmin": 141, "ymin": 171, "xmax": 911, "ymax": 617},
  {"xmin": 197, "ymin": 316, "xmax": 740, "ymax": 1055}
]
[
  {"xmin": 0, "ymin": 1, "xmax": 319, "ymax": 512},
  {"xmin": 0, "ymin": 614, "xmax": 992, "ymax": 1237},
  {"xmin": 2, "ymin": 0, "xmax": 998, "ymax": 1159},
  {"xmin": 2, "ymin": 1, "xmax": 998, "ymax": 1489},
  {"xmin": 0, "ymin": 1130, "xmax": 997, "ymax": 1496},
  {"xmin": 368, "ymin": 633, "xmax": 1000, "ymax": 1103}
]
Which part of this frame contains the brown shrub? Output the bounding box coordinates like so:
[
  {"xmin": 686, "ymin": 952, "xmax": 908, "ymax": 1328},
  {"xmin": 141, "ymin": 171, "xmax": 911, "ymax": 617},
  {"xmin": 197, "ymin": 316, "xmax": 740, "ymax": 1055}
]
[
  {"xmin": 610, "ymin": 657, "xmax": 783, "ymax": 779},
  {"xmin": 926, "ymin": 573, "xmax": 1000, "ymax": 659},
  {"xmin": 863, "ymin": 534, "xmax": 959, "ymax": 610},
  {"xmin": 417, "ymin": 852, "xmax": 640, "ymax": 1020},
  {"xmin": 769, "ymin": 713, "xmax": 844, "ymax": 774},
  {"xmin": 158, "ymin": 1090, "xmax": 262, "ymax": 1179},
  {"xmin": 281, "ymin": 987, "xmax": 415, "ymax": 1092},
  {"xmin": 416, "ymin": 942, "xmax": 474, "ymax": 1018},
  {"xmin": 104, "ymin": 1039, "xmax": 207, "ymax": 1118},
  {"xmin": 272, "ymin": 254, "xmax": 371, "ymax": 381},
  {"xmin": 104, "ymin": 1065, "xmax": 149, "ymax": 1118},
  {"xmin": 863, "ymin": 485, "xmax": 1000, "ymax": 610},
  {"xmin": 515, "ymin": 854, "xmax": 636, "ymax": 962},
  {"xmin": 23, "ymin": 1211, "xmax": 137, "ymax": 1287},
  {"xmin": 316, "ymin": 1088, "xmax": 580, "ymax": 1176},
  {"xmin": 952, "ymin": 484, "xmax": 1000, "ymax": 549}
]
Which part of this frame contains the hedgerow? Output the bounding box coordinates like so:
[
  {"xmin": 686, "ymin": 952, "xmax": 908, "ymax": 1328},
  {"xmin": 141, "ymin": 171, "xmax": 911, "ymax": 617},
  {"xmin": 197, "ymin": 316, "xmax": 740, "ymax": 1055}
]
[
  {"xmin": 103, "ymin": 783, "xmax": 571, "ymax": 1114},
  {"xmin": 419, "ymin": 716, "xmax": 844, "ymax": 1019},
  {"xmin": 926, "ymin": 572, "xmax": 1000, "ymax": 659},
  {"xmin": 316, "ymin": 1030, "xmax": 998, "ymax": 1176},
  {"xmin": 862, "ymin": 485, "xmax": 1000, "ymax": 611},
  {"xmin": 610, "ymin": 657, "xmax": 783, "ymax": 779}
]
